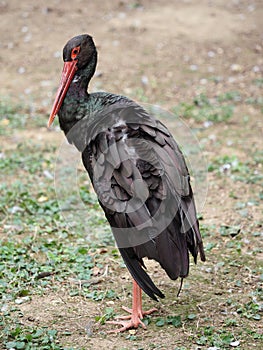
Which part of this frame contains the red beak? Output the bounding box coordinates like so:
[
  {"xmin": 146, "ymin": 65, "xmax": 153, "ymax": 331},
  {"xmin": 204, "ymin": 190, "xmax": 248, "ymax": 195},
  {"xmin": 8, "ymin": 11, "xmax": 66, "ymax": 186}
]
[{"xmin": 47, "ymin": 60, "xmax": 78, "ymax": 128}]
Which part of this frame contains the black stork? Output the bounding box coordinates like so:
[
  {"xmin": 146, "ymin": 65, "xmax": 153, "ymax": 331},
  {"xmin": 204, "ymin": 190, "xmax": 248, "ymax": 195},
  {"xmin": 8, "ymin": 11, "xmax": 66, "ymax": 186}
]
[{"xmin": 48, "ymin": 34, "xmax": 206, "ymax": 332}]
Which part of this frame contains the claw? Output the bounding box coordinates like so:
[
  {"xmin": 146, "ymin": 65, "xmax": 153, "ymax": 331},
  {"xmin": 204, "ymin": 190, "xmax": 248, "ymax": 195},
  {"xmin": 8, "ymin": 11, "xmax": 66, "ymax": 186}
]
[
  {"xmin": 106, "ymin": 280, "xmax": 158, "ymax": 333},
  {"xmin": 107, "ymin": 317, "xmax": 147, "ymax": 333}
]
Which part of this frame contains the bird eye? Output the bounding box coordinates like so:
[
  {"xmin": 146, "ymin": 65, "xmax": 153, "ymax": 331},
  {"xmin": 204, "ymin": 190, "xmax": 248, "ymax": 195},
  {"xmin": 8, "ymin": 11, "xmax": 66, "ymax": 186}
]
[{"xmin": 71, "ymin": 46, "xmax": 80, "ymax": 60}]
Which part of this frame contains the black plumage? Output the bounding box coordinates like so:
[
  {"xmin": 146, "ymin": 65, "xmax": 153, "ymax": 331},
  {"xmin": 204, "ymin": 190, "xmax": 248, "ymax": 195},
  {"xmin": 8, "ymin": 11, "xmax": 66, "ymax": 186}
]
[{"xmin": 48, "ymin": 34, "xmax": 206, "ymax": 323}]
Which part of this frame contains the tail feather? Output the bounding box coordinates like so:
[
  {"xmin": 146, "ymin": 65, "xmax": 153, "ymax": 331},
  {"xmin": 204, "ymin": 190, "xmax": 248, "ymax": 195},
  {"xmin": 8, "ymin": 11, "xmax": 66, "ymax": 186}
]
[
  {"xmin": 133, "ymin": 223, "xmax": 189, "ymax": 281},
  {"xmin": 156, "ymin": 224, "xmax": 189, "ymax": 279},
  {"xmin": 119, "ymin": 247, "xmax": 165, "ymax": 301}
]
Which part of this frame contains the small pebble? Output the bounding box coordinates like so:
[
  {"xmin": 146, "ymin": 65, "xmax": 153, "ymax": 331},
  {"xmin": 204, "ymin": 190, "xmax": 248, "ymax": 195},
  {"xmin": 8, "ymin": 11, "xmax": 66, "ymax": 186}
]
[
  {"xmin": 228, "ymin": 76, "xmax": 236, "ymax": 83},
  {"xmin": 15, "ymin": 296, "xmax": 30, "ymax": 305},
  {"xmin": 95, "ymin": 71, "xmax": 103, "ymax": 78},
  {"xmin": 118, "ymin": 12, "xmax": 126, "ymax": 19},
  {"xmin": 208, "ymin": 50, "xmax": 215, "ymax": 58},
  {"xmin": 252, "ymin": 65, "xmax": 260, "ymax": 73},
  {"xmin": 203, "ymin": 121, "xmax": 213, "ymax": 128},
  {"xmin": 200, "ymin": 78, "xmax": 207, "ymax": 85},
  {"xmin": 42, "ymin": 7, "xmax": 52, "ymax": 15},
  {"xmin": 21, "ymin": 26, "xmax": 28, "ymax": 33},
  {"xmin": 141, "ymin": 75, "xmax": 149, "ymax": 85},
  {"xmin": 190, "ymin": 64, "xmax": 198, "ymax": 71},
  {"xmin": 85, "ymin": 321, "xmax": 93, "ymax": 337},
  {"xmin": 10, "ymin": 206, "xmax": 23, "ymax": 214},
  {"xmin": 230, "ymin": 340, "xmax": 240, "ymax": 347},
  {"xmin": 37, "ymin": 196, "xmax": 48, "ymax": 203},
  {"xmin": 220, "ymin": 164, "xmax": 231, "ymax": 173},
  {"xmin": 247, "ymin": 5, "xmax": 255, "ymax": 12},
  {"xmin": 1, "ymin": 304, "xmax": 8, "ymax": 312},
  {"xmin": 24, "ymin": 33, "xmax": 32, "ymax": 43},
  {"xmin": 208, "ymin": 134, "xmax": 216, "ymax": 141},
  {"xmin": 205, "ymin": 267, "xmax": 213, "ymax": 273},
  {"xmin": 230, "ymin": 64, "xmax": 242, "ymax": 72},
  {"xmin": 41, "ymin": 80, "xmax": 52, "ymax": 87},
  {"xmin": 18, "ymin": 67, "xmax": 26, "ymax": 74}
]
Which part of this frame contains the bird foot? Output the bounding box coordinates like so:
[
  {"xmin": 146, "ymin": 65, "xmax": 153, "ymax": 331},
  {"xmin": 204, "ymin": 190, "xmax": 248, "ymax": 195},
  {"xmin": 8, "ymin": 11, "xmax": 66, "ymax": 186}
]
[
  {"xmin": 106, "ymin": 306, "xmax": 158, "ymax": 333},
  {"xmin": 106, "ymin": 317, "xmax": 146, "ymax": 333},
  {"xmin": 121, "ymin": 305, "xmax": 158, "ymax": 318}
]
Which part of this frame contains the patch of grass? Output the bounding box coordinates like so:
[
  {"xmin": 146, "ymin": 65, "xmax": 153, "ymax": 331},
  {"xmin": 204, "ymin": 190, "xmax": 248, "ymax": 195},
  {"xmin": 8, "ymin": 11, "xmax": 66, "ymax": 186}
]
[
  {"xmin": 155, "ymin": 315, "xmax": 182, "ymax": 328},
  {"xmin": 0, "ymin": 141, "xmax": 56, "ymax": 175},
  {"xmin": 0, "ymin": 96, "xmax": 48, "ymax": 136},
  {"xmin": 236, "ymin": 297, "xmax": 262, "ymax": 321},
  {"xmin": 85, "ymin": 289, "xmax": 117, "ymax": 301},
  {"xmin": 79, "ymin": 186, "xmax": 100, "ymax": 208},
  {"xmin": 0, "ymin": 98, "xmax": 28, "ymax": 135},
  {"xmin": 195, "ymin": 327, "xmax": 239, "ymax": 348},
  {"xmin": 245, "ymin": 96, "xmax": 263, "ymax": 107},
  {"xmin": 0, "ymin": 181, "xmax": 61, "ymax": 231},
  {"xmin": 199, "ymin": 223, "xmax": 216, "ymax": 238},
  {"xmin": 219, "ymin": 225, "xmax": 241, "ymax": 237},
  {"xmin": 132, "ymin": 87, "xmax": 149, "ymax": 103},
  {"xmin": 0, "ymin": 234, "xmax": 106, "ymax": 302},
  {"xmin": 2, "ymin": 326, "xmax": 61, "ymax": 350},
  {"xmin": 253, "ymin": 78, "xmax": 263, "ymax": 87},
  {"xmin": 173, "ymin": 92, "xmax": 236, "ymax": 123},
  {"xmin": 217, "ymin": 90, "xmax": 242, "ymax": 102},
  {"xmin": 95, "ymin": 307, "xmax": 116, "ymax": 325},
  {"xmin": 208, "ymin": 154, "xmax": 263, "ymax": 184}
]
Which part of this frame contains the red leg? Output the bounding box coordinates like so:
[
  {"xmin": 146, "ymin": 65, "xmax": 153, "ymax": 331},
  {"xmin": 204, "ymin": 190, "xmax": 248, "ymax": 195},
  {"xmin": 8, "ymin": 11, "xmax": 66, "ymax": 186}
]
[{"xmin": 107, "ymin": 279, "xmax": 157, "ymax": 333}]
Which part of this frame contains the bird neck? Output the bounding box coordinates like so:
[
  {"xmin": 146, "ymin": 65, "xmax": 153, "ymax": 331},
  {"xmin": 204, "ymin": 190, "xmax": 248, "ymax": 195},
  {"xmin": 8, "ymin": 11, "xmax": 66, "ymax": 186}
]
[
  {"xmin": 57, "ymin": 52, "xmax": 97, "ymax": 132},
  {"xmin": 67, "ymin": 52, "xmax": 97, "ymax": 98}
]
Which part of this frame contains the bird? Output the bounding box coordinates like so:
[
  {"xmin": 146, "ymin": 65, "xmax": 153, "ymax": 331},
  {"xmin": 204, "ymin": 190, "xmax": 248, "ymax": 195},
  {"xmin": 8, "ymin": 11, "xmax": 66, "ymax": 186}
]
[{"xmin": 48, "ymin": 34, "xmax": 206, "ymax": 333}]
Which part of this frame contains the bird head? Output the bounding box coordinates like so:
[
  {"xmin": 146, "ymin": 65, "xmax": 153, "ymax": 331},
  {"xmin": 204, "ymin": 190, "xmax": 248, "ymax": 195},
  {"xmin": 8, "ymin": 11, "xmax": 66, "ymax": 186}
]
[{"xmin": 48, "ymin": 34, "xmax": 97, "ymax": 128}]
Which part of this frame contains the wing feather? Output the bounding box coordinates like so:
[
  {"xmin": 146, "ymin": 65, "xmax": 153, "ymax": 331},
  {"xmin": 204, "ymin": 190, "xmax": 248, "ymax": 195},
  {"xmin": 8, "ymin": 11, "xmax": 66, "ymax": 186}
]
[{"xmin": 81, "ymin": 103, "xmax": 205, "ymax": 300}]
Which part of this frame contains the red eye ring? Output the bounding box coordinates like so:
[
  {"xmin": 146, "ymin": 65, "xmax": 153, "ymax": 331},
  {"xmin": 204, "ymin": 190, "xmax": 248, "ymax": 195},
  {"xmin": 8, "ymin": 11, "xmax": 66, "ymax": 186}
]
[{"xmin": 71, "ymin": 46, "xmax": 80, "ymax": 60}]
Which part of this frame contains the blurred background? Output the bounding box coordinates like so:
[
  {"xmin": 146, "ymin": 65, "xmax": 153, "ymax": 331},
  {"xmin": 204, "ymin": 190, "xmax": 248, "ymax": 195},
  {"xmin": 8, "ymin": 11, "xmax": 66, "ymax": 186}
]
[
  {"xmin": 0, "ymin": 1, "xmax": 262, "ymax": 349},
  {"xmin": 1, "ymin": 0, "xmax": 262, "ymax": 110}
]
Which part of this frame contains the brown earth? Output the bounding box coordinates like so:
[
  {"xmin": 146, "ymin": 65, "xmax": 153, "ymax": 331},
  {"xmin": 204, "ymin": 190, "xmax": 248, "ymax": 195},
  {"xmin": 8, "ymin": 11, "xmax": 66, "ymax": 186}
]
[{"xmin": 1, "ymin": 0, "xmax": 262, "ymax": 349}]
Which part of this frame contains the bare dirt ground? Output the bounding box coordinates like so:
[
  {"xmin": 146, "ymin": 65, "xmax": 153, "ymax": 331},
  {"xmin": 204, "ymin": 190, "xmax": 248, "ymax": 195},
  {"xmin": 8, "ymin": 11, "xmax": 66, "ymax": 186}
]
[{"xmin": 1, "ymin": 0, "xmax": 262, "ymax": 349}]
